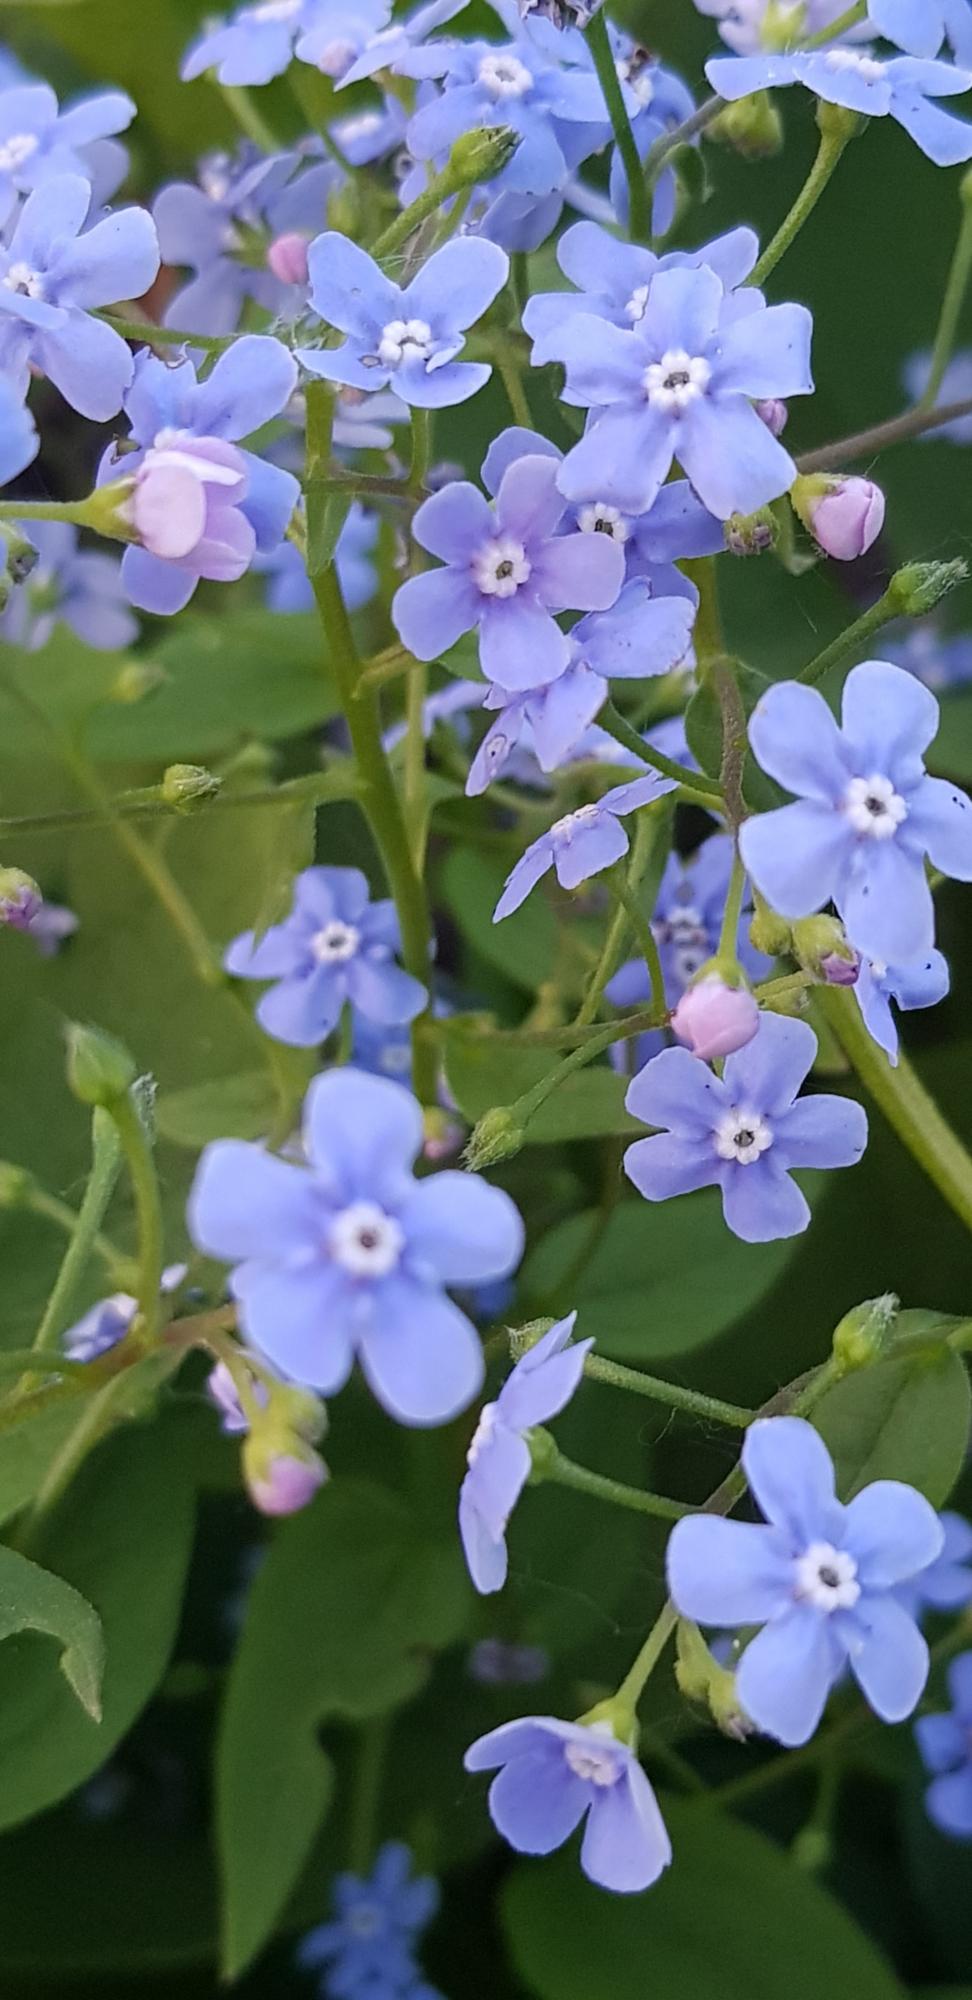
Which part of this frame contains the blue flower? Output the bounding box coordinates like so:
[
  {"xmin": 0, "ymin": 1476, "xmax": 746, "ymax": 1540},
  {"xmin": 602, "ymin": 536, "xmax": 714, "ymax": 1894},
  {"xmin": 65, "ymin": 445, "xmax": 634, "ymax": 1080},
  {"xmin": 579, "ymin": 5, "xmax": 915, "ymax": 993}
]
[
  {"xmin": 0, "ymin": 175, "xmax": 160, "ymax": 420},
  {"xmin": 460, "ymin": 1313, "xmax": 591, "ymax": 1592},
  {"xmin": 257, "ymin": 504, "xmax": 378, "ymax": 615},
  {"xmin": 331, "ymin": 95, "xmax": 409, "ymax": 166},
  {"xmin": 0, "ymin": 521, "xmax": 136, "ymax": 651},
  {"xmin": 0, "ymin": 376, "xmax": 37, "ymax": 485},
  {"xmin": 903, "ymin": 346, "xmax": 972, "ymax": 443},
  {"xmin": 296, "ymin": 231, "xmax": 508, "ymax": 410},
  {"xmin": 99, "ymin": 335, "xmax": 298, "ymax": 615},
  {"xmin": 553, "ymin": 262, "xmax": 812, "ymax": 519},
  {"xmin": 23, "ymin": 897, "xmax": 79, "ymax": 959},
  {"xmin": 298, "ymin": 1841, "xmax": 440, "ymax": 1998},
  {"xmin": 739, "ymin": 661, "xmax": 972, "ymax": 965},
  {"xmin": 182, "ymin": 0, "xmax": 341, "ymax": 86},
  {"xmin": 668, "ymin": 1415, "xmax": 943, "ymax": 1745},
  {"xmin": 188, "ymin": 1067, "xmax": 524, "ymax": 1424},
  {"xmin": 224, "ymin": 866, "xmax": 427, "ymax": 1047},
  {"xmin": 898, "ymin": 1510, "xmax": 972, "ymax": 1620},
  {"xmin": 468, "ymin": 1637, "xmax": 550, "ymax": 1685},
  {"xmin": 624, "ymin": 1013, "xmax": 867, "ymax": 1243},
  {"xmin": 464, "ymin": 1714, "xmax": 672, "ymax": 1893},
  {"xmin": 154, "ymin": 147, "xmax": 337, "ymax": 337},
  {"xmin": 494, "ymin": 771, "xmax": 676, "ymax": 921},
  {"xmin": 522, "ymin": 218, "xmax": 760, "ymax": 367},
  {"xmin": 327, "ymin": 0, "xmax": 466, "ymax": 87},
  {"xmin": 869, "ymin": 0, "xmax": 972, "ymax": 62},
  {"xmin": 393, "ymin": 449, "xmax": 625, "ymax": 691},
  {"xmin": 63, "ymin": 1266, "xmax": 186, "ymax": 1362},
  {"xmin": 695, "ymin": 0, "xmax": 866, "ymax": 53},
  {"xmin": 884, "ymin": 615, "xmax": 972, "ymax": 687},
  {"xmin": 295, "ymin": 0, "xmax": 399, "ymax": 80},
  {"xmin": 706, "ymin": 48, "xmax": 972, "ymax": 166},
  {"xmin": 0, "ymin": 82, "xmax": 136, "ymax": 213},
  {"xmin": 854, "ymin": 949, "xmax": 950, "ymax": 1063},
  {"xmin": 405, "ymin": 32, "xmax": 607, "ymax": 200},
  {"xmin": 916, "ymin": 1652, "xmax": 972, "ymax": 1838}
]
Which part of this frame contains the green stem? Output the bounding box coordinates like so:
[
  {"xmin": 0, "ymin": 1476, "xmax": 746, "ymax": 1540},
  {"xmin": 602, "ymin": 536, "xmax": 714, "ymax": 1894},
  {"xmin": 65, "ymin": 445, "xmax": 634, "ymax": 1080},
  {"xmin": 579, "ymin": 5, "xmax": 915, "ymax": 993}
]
[
  {"xmin": 407, "ymin": 409, "xmax": 432, "ymax": 497},
  {"xmin": 801, "ymin": 1, "xmax": 867, "ymax": 50},
  {"xmin": 0, "ymin": 770, "xmax": 357, "ymax": 839},
  {"xmin": 69, "ymin": 753, "xmax": 223, "ymax": 987},
  {"xmin": 488, "ymin": 335, "xmax": 534, "ymax": 429},
  {"xmin": 371, "ymin": 135, "xmax": 507, "ymax": 259},
  {"xmin": 586, "ymin": 8, "xmax": 648, "ymax": 243},
  {"xmin": 218, "ymin": 81, "xmax": 281, "ymax": 153},
  {"xmin": 717, "ymin": 849, "xmax": 747, "ymax": 963},
  {"xmin": 796, "ymin": 584, "xmax": 900, "ymax": 686},
  {"xmin": 0, "ymin": 499, "xmax": 93, "ymax": 524},
  {"xmin": 25, "ymin": 1184, "xmax": 127, "ymax": 1280},
  {"xmin": 822, "ymin": 985, "xmax": 972, "ymax": 1236},
  {"xmin": 96, "ymin": 313, "xmax": 232, "ymax": 354},
  {"xmin": 542, "ymin": 1443, "xmax": 689, "ymax": 1523},
  {"xmin": 403, "ymin": 656, "xmax": 428, "ymax": 872},
  {"xmin": 574, "ymin": 897, "xmax": 630, "ymax": 1031},
  {"xmin": 583, "ymin": 1352, "xmax": 753, "ymax": 1430},
  {"xmin": 108, "ymin": 1091, "xmax": 165, "ymax": 1341},
  {"xmin": 797, "ymin": 393, "xmax": 972, "ymax": 473},
  {"xmin": 642, "ymin": 96, "xmax": 724, "ymax": 192},
  {"xmin": 922, "ymin": 175, "xmax": 972, "ymax": 407},
  {"xmin": 615, "ymin": 1605, "xmax": 680, "ymax": 1711},
  {"xmin": 600, "ymin": 702, "xmax": 725, "ymax": 812},
  {"xmin": 31, "ymin": 1112, "xmax": 122, "ymax": 1353}
]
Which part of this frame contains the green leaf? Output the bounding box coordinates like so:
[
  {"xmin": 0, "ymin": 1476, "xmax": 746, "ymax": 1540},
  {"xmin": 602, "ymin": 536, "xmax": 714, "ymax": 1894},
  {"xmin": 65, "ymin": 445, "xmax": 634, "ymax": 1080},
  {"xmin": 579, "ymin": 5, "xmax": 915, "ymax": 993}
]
[
  {"xmin": 523, "ymin": 1192, "xmax": 812, "ymax": 1360},
  {"xmin": 156, "ymin": 1070, "xmax": 280, "ymax": 1148},
  {"xmin": 0, "ymin": 1401, "xmax": 90, "ymax": 1529},
  {"xmin": 305, "ymin": 486, "xmax": 352, "ymax": 580},
  {"xmin": 0, "ymin": 1545, "xmax": 103, "ymax": 1719},
  {"xmin": 812, "ymin": 1332, "xmax": 971, "ymax": 1504},
  {"xmin": 0, "ymin": 1811, "xmax": 217, "ymax": 1976},
  {"xmin": 440, "ymin": 847, "xmax": 599, "ymax": 999},
  {"xmin": 0, "ymin": 1406, "xmax": 199, "ymax": 1833},
  {"xmin": 445, "ymin": 1035, "xmax": 638, "ymax": 1144},
  {"xmin": 216, "ymin": 1478, "xmax": 470, "ymax": 1980},
  {"xmin": 501, "ymin": 1804, "xmax": 907, "ymax": 2000}
]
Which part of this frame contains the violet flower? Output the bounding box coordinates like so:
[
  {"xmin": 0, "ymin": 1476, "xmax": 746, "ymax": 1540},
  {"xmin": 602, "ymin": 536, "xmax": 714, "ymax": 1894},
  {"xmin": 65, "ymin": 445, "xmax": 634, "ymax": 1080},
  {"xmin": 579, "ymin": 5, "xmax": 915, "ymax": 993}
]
[
  {"xmin": 459, "ymin": 1313, "xmax": 591, "ymax": 1592},
  {"xmin": 224, "ymin": 865, "xmax": 426, "ymax": 1047},
  {"xmin": 494, "ymin": 770, "xmax": 676, "ymax": 920}
]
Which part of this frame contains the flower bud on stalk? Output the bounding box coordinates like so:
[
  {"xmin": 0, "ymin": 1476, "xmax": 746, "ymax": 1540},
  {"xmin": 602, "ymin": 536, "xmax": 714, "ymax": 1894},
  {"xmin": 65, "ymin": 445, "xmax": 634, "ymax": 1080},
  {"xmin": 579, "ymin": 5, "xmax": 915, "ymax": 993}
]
[
  {"xmin": 671, "ymin": 976, "xmax": 760, "ymax": 1061},
  {"xmin": 791, "ymin": 473, "xmax": 885, "ymax": 562},
  {"xmin": 0, "ymin": 866, "xmax": 41, "ymax": 932},
  {"xmin": 266, "ymin": 232, "xmax": 309, "ymax": 285}
]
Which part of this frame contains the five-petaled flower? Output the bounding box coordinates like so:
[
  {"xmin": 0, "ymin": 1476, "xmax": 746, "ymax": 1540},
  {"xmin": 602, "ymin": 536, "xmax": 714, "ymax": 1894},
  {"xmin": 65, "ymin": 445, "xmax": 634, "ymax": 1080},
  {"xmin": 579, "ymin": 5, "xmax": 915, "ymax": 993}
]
[
  {"xmin": 224, "ymin": 865, "xmax": 426, "ymax": 1047},
  {"xmin": 706, "ymin": 48, "xmax": 972, "ymax": 167},
  {"xmin": 494, "ymin": 771, "xmax": 676, "ymax": 921}
]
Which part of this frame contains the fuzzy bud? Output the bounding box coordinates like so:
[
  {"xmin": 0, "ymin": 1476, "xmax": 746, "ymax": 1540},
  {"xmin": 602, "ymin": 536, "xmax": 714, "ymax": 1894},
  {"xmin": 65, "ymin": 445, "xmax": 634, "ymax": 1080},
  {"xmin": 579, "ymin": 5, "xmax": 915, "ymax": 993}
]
[
  {"xmin": 791, "ymin": 474, "xmax": 885, "ymax": 562},
  {"xmin": 791, "ymin": 914, "xmax": 855, "ymax": 981},
  {"xmin": 890, "ymin": 558, "xmax": 968, "ymax": 619},
  {"xmin": 748, "ymin": 890, "xmax": 792, "ymax": 958},
  {"xmin": 0, "ymin": 520, "xmax": 39, "ymax": 610},
  {"xmin": 0, "ymin": 866, "xmax": 41, "ymax": 932},
  {"xmin": 711, "ymin": 92, "xmax": 783, "ymax": 159},
  {"xmin": 0, "ymin": 1160, "xmax": 34, "ymax": 1206},
  {"xmin": 725, "ymin": 508, "xmax": 777, "ymax": 557},
  {"xmin": 464, "ymin": 1104, "xmax": 525, "ymax": 1169},
  {"xmin": 65, "ymin": 1021, "xmax": 138, "ymax": 1108},
  {"xmin": 508, "ymin": 1317, "xmax": 557, "ymax": 1362},
  {"xmin": 266, "ymin": 232, "xmax": 309, "ymax": 285},
  {"xmin": 675, "ymin": 1621, "xmax": 751, "ymax": 1740},
  {"xmin": 448, "ymin": 125, "xmax": 521, "ymax": 185},
  {"xmin": 832, "ymin": 1293, "xmax": 898, "ymax": 1374},
  {"xmin": 821, "ymin": 950, "xmax": 859, "ymax": 987},
  {"xmin": 245, "ymin": 1446, "xmax": 328, "ymax": 1517},
  {"xmin": 671, "ymin": 977, "xmax": 760, "ymax": 1062},
  {"xmin": 109, "ymin": 661, "xmax": 168, "ymax": 705},
  {"xmin": 161, "ymin": 763, "xmax": 222, "ymax": 812},
  {"xmin": 755, "ymin": 398, "xmax": 788, "ymax": 438}
]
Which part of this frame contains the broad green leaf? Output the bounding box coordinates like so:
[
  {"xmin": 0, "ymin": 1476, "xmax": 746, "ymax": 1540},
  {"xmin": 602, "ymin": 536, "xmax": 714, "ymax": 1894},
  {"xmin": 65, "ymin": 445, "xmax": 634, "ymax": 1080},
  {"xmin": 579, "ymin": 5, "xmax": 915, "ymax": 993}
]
[
  {"xmin": 0, "ymin": 1400, "xmax": 88, "ymax": 1528},
  {"xmin": 0, "ymin": 1811, "xmax": 217, "ymax": 1976},
  {"xmin": 813, "ymin": 1329, "xmax": 971, "ymax": 1504},
  {"xmin": 441, "ymin": 846, "xmax": 561, "ymax": 993},
  {"xmin": 0, "ymin": 1406, "xmax": 199, "ymax": 1833},
  {"xmin": 445, "ymin": 1035, "xmax": 638, "ymax": 1145},
  {"xmin": 522, "ymin": 1192, "xmax": 812, "ymax": 1360},
  {"xmin": 0, "ymin": 1545, "xmax": 103, "ymax": 1719},
  {"xmin": 217, "ymin": 1478, "xmax": 470, "ymax": 1980},
  {"xmin": 502, "ymin": 1804, "xmax": 907, "ymax": 2000},
  {"xmin": 156, "ymin": 1070, "xmax": 280, "ymax": 1148}
]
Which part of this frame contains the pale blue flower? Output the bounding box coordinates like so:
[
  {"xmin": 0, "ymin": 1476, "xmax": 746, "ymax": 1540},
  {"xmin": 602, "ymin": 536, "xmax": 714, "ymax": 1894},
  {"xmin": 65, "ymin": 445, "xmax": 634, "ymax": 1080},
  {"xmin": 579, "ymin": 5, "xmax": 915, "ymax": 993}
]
[
  {"xmin": 903, "ymin": 347, "xmax": 972, "ymax": 443},
  {"xmin": 154, "ymin": 147, "xmax": 337, "ymax": 337},
  {"xmin": 494, "ymin": 771, "xmax": 676, "ymax": 920},
  {"xmin": 0, "ymin": 520, "xmax": 135, "ymax": 651},
  {"xmin": 459, "ymin": 1313, "xmax": 591, "ymax": 1592},
  {"xmin": 0, "ymin": 82, "xmax": 135, "ymax": 212},
  {"xmin": 298, "ymin": 1841, "xmax": 441, "ymax": 1998},
  {"xmin": 707, "ymin": 48, "xmax": 972, "ymax": 166},
  {"xmin": 854, "ymin": 949, "xmax": 950, "ymax": 1062},
  {"xmin": 869, "ymin": 0, "xmax": 972, "ymax": 63},
  {"xmin": 224, "ymin": 865, "xmax": 426, "ymax": 1047}
]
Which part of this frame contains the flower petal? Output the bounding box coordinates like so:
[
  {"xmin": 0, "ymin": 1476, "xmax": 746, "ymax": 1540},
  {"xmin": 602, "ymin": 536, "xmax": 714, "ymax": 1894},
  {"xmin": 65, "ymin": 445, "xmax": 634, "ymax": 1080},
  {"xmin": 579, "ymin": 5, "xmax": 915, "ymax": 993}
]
[
  {"xmin": 906, "ymin": 774, "xmax": 972, "ymax": 880},
  {"xmin": 739, "ymin": 803, "xmax": 850, "ymax": 922},
  {"xmin": 232, "ymin": 1261, "xmax": 355, "ymax": 1394},
  {"xmin": 722, "ymin": 1012, "xmax": 817, "ymax": 1114},
  {"xmin": 736, "ymin": 1604, "xmax": 841, "ymax": 1746},
  {"xmin": 356, "ymin": 1279, "xmax": 483, "ymax": 1425},
  {"xmin": 676, "ymin": 395, "xmax": 796, "ymax": 520},
  {"xmin": 302, "ymin": 1067, "xmax": 422, "ymax": 1197},
  {"xmin": 667, "ymin": 1515, "xmax": 793, "ymax": 1626},
  {"xmin": 842, "ymin": 1482, "xmax": 944, "ymax": 1587},
  {"xmin": 712, "ymin": 302, "xmax": 814, "ymax": 400},
  {"xmin": 530, "ymin": 530, "xmax": 625, "ymax": 614},
  {"xmin": 392, "ymin": 565, "xmax": 480, "ymax": 661},
  {"xmin": 839, "ymin": 1594, "xmax": 929, "ymax": 1721},
  {"xmin": 398, "ymin": 1172, "xmax": 524, "ymax": 1284},
  {"xmin": 487, "ymin": 1751, "xmax": 588, "ymax": 1854},
  {"xmin": 721, "ymin": 1154, "xmax": 810, "ymax": 1243},
  {"xmin": 742, "ymin": 1416, "xmax": 842, "ymax": 1545},
  {"xmin": 624, "ymin": 1133, "xmax": 723, "ymax": 1202},
  {"xmin": 580, "ymin": 1765, "xmax": 672, "ymax": 1894},
  {"xmin": 188, "ymin": 1140, "xmax": 318, "ymax": 1261},
  {"xmin": 625, "ymin": 1043, "xmax": 728, "ymax": 1135},
  {"xmin": 838, "ymin": 842, "xmax": 934, "ymax": 964}
]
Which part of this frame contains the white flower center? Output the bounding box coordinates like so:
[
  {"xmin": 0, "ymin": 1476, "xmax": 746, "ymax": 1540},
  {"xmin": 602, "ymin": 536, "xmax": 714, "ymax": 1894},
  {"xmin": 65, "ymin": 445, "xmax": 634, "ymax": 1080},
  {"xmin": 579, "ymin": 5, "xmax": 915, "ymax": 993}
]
[
  {"xmin": 478, "ymin": 51, "xmax": 533, "ymax": 98},
  {"xmin": 251, "ymin": 0, "xmax": 301, "ymax": 21},
  {"xmin": 713, "ymin": 1109, "xmax": 773, "ymax": 1165},
  {"xmin": 577, "ymin": 501, "xmax": 630, "ymax": 542},
  {"xmin": 377, "ymin": 317, "xmax": 433, "ymax": 368},
  {"xmin": 823, "ymin": 47, "xmax": 886, "ymax": 83},
  {"xmin": 471, "ymin": 535, "xmax": 531, "ymax": 598},
  {"xmin": 200, "ymin": 155, "xmax": 233, "ymax": 202},
  {"xmin": 551, "ymin": 802, "xmax": 601, "ymax": 844},
  {"xmin": 645, "ymin": 349, "xmax": 712, "ymax": 413},
  {"xmin": 564, "ymin": 1730, "xmax": 623, "ymax": 1787},
  {"xmin": 3, "ymin": 259, "xmax": 44, "ymax": 298},
  {"xmin": 0, "ymin": 133, "xmax": 39, "ymax": 174},
  {"xmin": 626, "ymin": 283, "xmax": 650, "ymax": 325},
  {"xmin": 843, "ymin": 774, "xmax": 908, "ymax": 841},
  {"xmin": 616, "ymin": 56, "xmax": 654, "ymax": 107},
  {"xmin": 467, "ymin": 1401, "xmax": 498, "ymax": 1467},
  {"xmin": 315, "ymin": 37, "xmax": 357, "ymax": 75},
  {"xmin": 794, "ymin": 1540, "xmax": 861, "ymax": 1613},
  {"xmin": 310, "ymin": 919, "xmax": 360, "ymax": 964},
  {"xmin": 329, "ymin": 1200, "xmax": 404, "ymax": 1278},
  {"xmin": 347, "ymin": 1903, "xmax": 383, "ymax": 1940}
]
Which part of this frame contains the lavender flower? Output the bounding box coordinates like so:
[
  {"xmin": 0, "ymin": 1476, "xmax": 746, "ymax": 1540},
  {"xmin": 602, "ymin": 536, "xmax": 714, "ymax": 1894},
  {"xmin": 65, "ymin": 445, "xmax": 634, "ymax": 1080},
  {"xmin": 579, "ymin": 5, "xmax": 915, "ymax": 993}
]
[
  {"xmin": 0, "ymin": 377, "xmax": 37, "ymax": 485},
  {"xmin": 898, "ymin": 1511, "xmax": 972, "ymax": 1621},
  {"xmin": 0, "ymin": 175, "xmax": 160, "ymax": 420},
  {"xmin": 295, "ymin": 0, "xmax": 396, "ymax": 78},
  {"xmin": 869, "ymin": 0, "xmax": 972, "ymax": 62},
  {"xmin": 903, "ymin": 347, "xmax": 972, "ymax": 444},
  {"xmin": 298, "ymin": 1842, "xmax": 440, "ymax": 1997},
  {"xmin": 257, "ymin": 504, "xmax": 378, "ymax": 614},
  {"xmin": 182, "ymin": 0, "xmax": 335, "ymax": 86},
  {"xmin": 624, "ymin": 1013, "xmax": 867, "ymax": 1243},
  {"xmin": 393, "ymin": 450, "xmax": 625, "ymax": 690},
  {"xmin": 459, "ymin": 1313, "xmax": 591, "ymax": 1593},
  {"xmin": 0, "ymin": 521, "xmax": 136, "ymax": 651},
  {"xmin": 405, "ymin": 33, "xmax": 607, "ymax": 200},
  {"xmin": 739, "ymin": 662, "xmax": 972, "ymax": 966},
  {"xmin": 707, "ymin": 48, "xmax": 972, "ymax": 166},
  {"xmin": 63, "ymin": 1265, "xmax": 187, "ymax": 1362},
  {"xmin": 916, "ymin": 1653, "xmax": 972, "ymax": 1838},
  {"xmin": 553, "ymin": 263, "xmax": 812, "ymax": 519},
  {"xmin": 296, "ymin": 232, "xmax": 509, "ymax": 409},
  {"xmin": 668, "ymin": 1415, "xmax": 943, "ymax": 1745},
  {"xmin": 854, "ymin": 949, "xmax": 950, "ymax": 1063},
  {"xmin": 464, "ymin": 1715, "xmax": 672, "ymax": 1893},
  {"xmin": 694, "ymin": 0, "xmax": 866, "ymax": 53},
  {"xmin": 0, "ymin": 83, "xmax": 136, "ymax": 212},
  {"xmin": 24, "ymin": 898, "xmax": 79, "ymax": 958},
  {"xmin": 188, "ymin": 1067, "xmax": 524, "ymax": 1425},
  {"xmin": 224, "ymin": 865, "xmax": 426, "ymax": 1047},
  {"xmin": 522, "ymin": 218, "xmax": 760, "ymax": 368},
  {"xmin": 494, "ymin": 771, "xmax": 676, "ymax": 921},
  {"xmin": 329, "ymin": 0, "xmax": 467, "ymax": 86},
  {"xmin": 154, "ymin": 148, "xmax": 337, "ymax": 337}
]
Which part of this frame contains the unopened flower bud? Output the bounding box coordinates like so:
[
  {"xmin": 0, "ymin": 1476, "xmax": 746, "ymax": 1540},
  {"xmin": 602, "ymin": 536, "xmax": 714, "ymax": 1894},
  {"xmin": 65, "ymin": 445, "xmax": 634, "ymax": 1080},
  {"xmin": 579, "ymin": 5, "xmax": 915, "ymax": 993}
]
[
  {"xmin": 449, "ymin": 125, "xmax": 521, "ymax": 185},
  {"xmin": 0, "ymin": 866, "xmax": 41, "ymax": 931},
  {"xmin": 749, "ymin": 890, "xmax": 791, "ymax": 958},
  {"xmin": 65, "ymin": 1021, "xmax": 138, "ymax": 1107},
  {"xmin": 464, "ymin": 1104, "xmax": 525, "ymax": 1169},
  {"xmin": 526, "ymin": 1424, "xmax": 559, "ymax": 1479},
  {"xmin": 791, "ymin": 474, "xmax": 885, "ymax": 562},
  {"xmin": 725, "ymin": 508, "xmax": 777, "ymax": 557},
  {"xmin": 791, "ymin": 914, "xmax": 854, "ymax": 980},
  {"xmin": 821, "ymin": 950, "xmax": 859, "ymax": 987},
  {"xmin": 832, "ymin": 1293, "xmax": 898, "ymax": 1374},
  {"xmin": 245, "ymin": 1446, "xmax": 328, "ymax": 1517},
  {"xmin": 671, "ymin": 977, "xmax": 759, "ymax": 1062},
  {"xmin": 110, "ymin": 662, "xmax": 167, "ymax": 705},
  {"xmin": 0, "ymin": 520, "xmax": 39, "ymax": 610},
  {"xmin": 508, "ymin": 1317, "xmax": 557, "ymax": 1362},
  {"xmin": 675, "ymin": 1621, "xmax": 750, "ymax": 1740},
  {"xmin": 0, "ymin": 1160, "xmax": 34, "ymax": 1206},
  {"xmin": 890, "ymin": 558, "xmax": 968, "ymax": 619},
  {"xmin": 423, "ymin": 1107, "xmax": 464, "ymax": 1162},
  {"xmin": 161, "ymin": 763, "xmax": 222, "ymax": 811},
  {"xmin": 711, "ymin": 92, "xmax": 783, "ymax": 159},
  {"xmin": 267, "ymin": 232, "xmax": 309, "ymax": 285},
  {"xmin": 755, "ymin": 398, "xmax": 788, "ymax": 438}
]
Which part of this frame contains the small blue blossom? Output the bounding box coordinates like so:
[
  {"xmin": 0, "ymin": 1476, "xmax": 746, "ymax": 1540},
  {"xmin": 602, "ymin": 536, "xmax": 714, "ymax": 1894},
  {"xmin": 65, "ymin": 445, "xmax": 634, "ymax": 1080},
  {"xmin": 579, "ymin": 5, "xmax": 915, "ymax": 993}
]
[
  {"xmin": 869, "ymin": 0, "xmax": 972, "ymax": 62},
  {"xmin": 296, "ymin": 231, "xmax": 508, "ymax": 410},
  {"xmin": 257, "ymin": 504, "xmax": 378, "ymax": 614},
  {"xmin": 182, "ymin": 0, "xmax": 348, "ymax": 87},
  {"xmin": 464, "ymin": 1713, "xmax": 672, "ymax": 1893},
  {"xmin": 298, "ymin": 1842, "xmax": 440, "ymax": 1998},
  {"xmin": 295, "ymin": 0, "xmax": 399, "ymax": 79},
  {"xmin": 154, "ymin": 147, "xmax": 337, "ymax": 337},
  {"xmin": 189, "ymin": 1067, "xmax": 524, "ymax": 1424},
  {"xmin": 739, "ymin": 661, "xmax": 972, "ymax": 966},
  {"xmin": 624, "ymin": 1013, "xmax": 867, "ymax": 1243},
  {"xmin": 553, "ymin": 262, "xmax": 812, "ymax": 519},
  {"xmin": 0, "ymin": 376, "xmax": 37, "ymax": 485},
  {"xmin": 903, "ymin": 347, "xmax": 972, "ymax": 443},
  {"xmin": 0, "ymin": 175, "xmax": 160, "ymax": 421},
  {"xmin": 494, "ymin": 771, "xmax": 676, "ymax": 921},
  {"xmin": 897, "ymin": 1511, "xmax": 972, "ymax": 1620},
  {"xmin": 460, "ymin": 1313, "xmax": 591, "ymax": 1593},
  {"xmin": 23, "ymin": 897, "xmax": 79, "ymax": 958},
  {"xmin": 0, "ymin": 521, "xmax": 136, "ymax": 651},
  {"xmin": 330, "ymin": 0, "xmax": 466, "ymax": 87},
  {"xmin": 331, "ymin": 96, "xmax": 409, "ymax": 166},
  {"xmin": 916, "ymin": 1652, "xmax": 972, "ymax": 1838},
  {"xmin": 468, "ymin": 1637, "xmax": 551, "ymax": 1685},
  {"xmin": 393, "ymin": 447, "xmax": 625, "ymax": 691},
  {"xmin": 382, "ymin": 678, "xmax": 485, "ymax": 756},
  {"xmin": 224, "ymin": 865, "xmax": 427, "ymax": 1047},
  {"xmin": 668, "ymin": 1415, "xmax": 943, "ymax": 1745},
  {"xmin": 0, "ymin": 83, "xmax": 135, "ymax": 214},
  {"xmin": 522, "ymin": 218, "xmax": 760, "ymax": 368},
  {"xmin": 854, "ymin": 948, "xmax": 950, "ymax": 1063},
  {"xmin": 405, "ymin": 33, "xmax": 607, "ymax": 200},
  {"xmin": 706, "ymin": 48, "xmax": 972, "ymax": 167},
  {"xmin": 63, "ymin": 1265, "xmax": 187, "ymax": 1362},
  {"xmin": 694, "ymin": 0, "xmax": 866, "ymax": 53},
  {"xmin": 604, "ymin": 31, "xmax": 695, "ymax": 235},
  {"xmin": 883, "ymin": 616, "xmax": 972, "ymax": 688}
]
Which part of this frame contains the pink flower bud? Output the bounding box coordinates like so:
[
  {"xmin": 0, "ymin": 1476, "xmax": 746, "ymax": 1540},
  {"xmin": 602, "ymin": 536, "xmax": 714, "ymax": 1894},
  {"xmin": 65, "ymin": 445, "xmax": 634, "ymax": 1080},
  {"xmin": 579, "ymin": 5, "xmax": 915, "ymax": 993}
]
[
  {"xmin": 266, "ymin": 232, "xmax": 309, "ymax": 286},
  {"xmin": 805, "ymin": 477, "xmax": 885, "ymax": 562},
  {"xmin": 755, "ymin": 398, "xmax": 788, "ymax": 438},
  {"xmin": 821, "ymin": 950, "xmax": 860, "ymax": 987},
  {"xmin": 127, "ymin": 435, "xmax": 253, "ymax": 578},
  {"xmin": 671, "ymin": 977, "xmax": 760, "ymax": 1062},
  {"xmin": 247, "ymin": 1451, "xmax": 328, "ymax": 1517}
]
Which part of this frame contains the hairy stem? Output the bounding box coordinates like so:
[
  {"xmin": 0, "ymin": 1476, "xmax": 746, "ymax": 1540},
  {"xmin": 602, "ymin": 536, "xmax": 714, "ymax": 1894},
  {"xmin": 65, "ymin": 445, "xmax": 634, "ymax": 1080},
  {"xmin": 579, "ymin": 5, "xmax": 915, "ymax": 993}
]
[
  {"xmin": 583, "ymin": 1352, "xmax": 753, "ymax": 1429},
  {"xmin": 31, "ymin": 1112, "xmax": 122, "ymax": 1353},
  {"xmin": 586, "ymin": 8, "xmax": 648, "ymax": 242}
]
